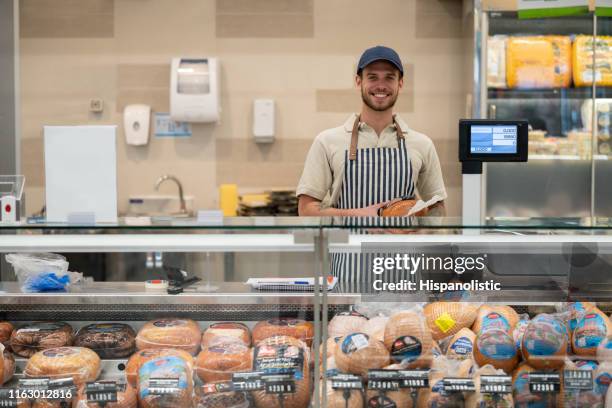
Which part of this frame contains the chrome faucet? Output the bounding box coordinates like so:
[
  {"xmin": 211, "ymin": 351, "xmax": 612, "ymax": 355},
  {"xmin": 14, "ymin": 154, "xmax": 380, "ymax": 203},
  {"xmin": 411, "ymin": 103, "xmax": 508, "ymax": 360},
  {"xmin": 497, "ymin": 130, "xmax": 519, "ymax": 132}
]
[{"xmin": 154, "ymin": 175, "xmax": 188, "ymax": 215}]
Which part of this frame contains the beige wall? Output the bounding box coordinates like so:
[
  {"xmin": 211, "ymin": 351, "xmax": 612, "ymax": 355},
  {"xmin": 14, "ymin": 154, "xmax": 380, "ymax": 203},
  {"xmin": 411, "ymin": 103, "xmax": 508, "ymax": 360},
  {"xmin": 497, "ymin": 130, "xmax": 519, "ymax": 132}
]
[{"xmin": 19, "ymin": 0, "xmax": 472, "ymax": 216}]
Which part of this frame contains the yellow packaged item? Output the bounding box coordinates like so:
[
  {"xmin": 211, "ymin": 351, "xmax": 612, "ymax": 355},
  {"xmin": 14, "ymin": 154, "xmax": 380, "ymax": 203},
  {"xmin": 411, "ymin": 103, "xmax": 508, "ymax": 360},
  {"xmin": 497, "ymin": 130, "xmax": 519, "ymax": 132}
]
[
  {"xmin": 573, "ymin": 35, "xmax": 612, "ymax": 87},
  {"xmin": 506, "ymin": 36, "xmax": 571, "ymax": 88}
]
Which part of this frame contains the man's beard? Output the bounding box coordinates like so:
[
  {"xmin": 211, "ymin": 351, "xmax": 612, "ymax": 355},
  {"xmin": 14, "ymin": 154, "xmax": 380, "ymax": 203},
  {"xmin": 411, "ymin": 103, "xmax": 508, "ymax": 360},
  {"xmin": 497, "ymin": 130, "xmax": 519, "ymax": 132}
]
[{"xmin": 361, "ymin": 86, "xmax": 398, "ymax": 112}]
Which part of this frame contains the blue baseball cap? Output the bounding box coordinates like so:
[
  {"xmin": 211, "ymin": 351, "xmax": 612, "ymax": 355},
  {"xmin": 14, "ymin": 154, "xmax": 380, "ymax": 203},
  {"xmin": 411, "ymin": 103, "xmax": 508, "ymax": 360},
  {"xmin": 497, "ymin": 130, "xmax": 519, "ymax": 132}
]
[{"xmin": 357, "ymin": 46, "xmax": 403, "ymax": 76}]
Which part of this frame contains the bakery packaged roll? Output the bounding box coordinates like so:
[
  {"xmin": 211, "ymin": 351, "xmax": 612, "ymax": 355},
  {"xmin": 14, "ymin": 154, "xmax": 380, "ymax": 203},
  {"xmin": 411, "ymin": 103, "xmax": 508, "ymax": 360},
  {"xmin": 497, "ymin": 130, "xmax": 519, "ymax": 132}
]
[
  {"xmin": 0, "ymin": 321, "xmax": 13, "ymax": 347},
  {"xmin": 572, "ymin": 308, "xmax": 612, "ymax": 356},
  {"xmin": 137, "ymin": 355, "xmax": 193, "ymax": 408},
  {"xmin": 201, "ymin": 322, "xmax": 251, "ymax": 348},
  {"xmin": 384, "ymin": 310, "xmax": 433, "ymax": 369},
  {"xmin": 10, "ymin": 321, "xmax": 74, "ymax": 358},
  {"xmin": 465, "ymin": 364, "xmax": 513, "ymax": 408},
  {"xmin": 328, "ymin": 311, "xmax": 368, "ymax": 339},
  {"xmin": 3, "ymin": 348, "xmax": 14, "ymax": 384},
  {"xmin": 423, "ymin": 302, "xmax": 479, "ymax": 341},
  {"xmin": 320, "ymin": 380, "xmax": 363, "ymax": 408},
  {"xmin": 365, "ymin": 388, "xmax": 413, "ymax": 408},
  {"xmin": 74, "ymin": 323, "xmax": 136, "ymax": 359},
  {"xmin": 136, "ymin": 318, "xmax": 201, "ymax": 355},
  {"xmin": 195, "ymin": 337, "xmax": 252, "ymax": 383},
  {"xmin": 24, "ymin": 347, "xmax": 101, "ymax": 386},
  {"xmin": 522, "ymin": 314, "xmax": 567, "ymax": 370},
  {"xmin": 194, "ymin": 382, "xmax": 251, "ymax": 408},
  {"xmin": 472, "ymin": 305, "xmax": 519, "ymax": 335},
  {"xmin": 335, "ymin": 333, "xmax": 389, "ymax": 376},
  {"xmin": 76, "ymin": 381, "xmax": 137, "ymax": 408},
  {"xmin": 252, "ymin": 335, "xmax": 311, "ymax": 408},
  {"xmin": 446, "ymin": 327, "xmax": 476, "ymax": 360},
  {"xmin": 252, "ymin": 318, "xmax": 314, "ymax": 346},
  {"xmin": 512, "ymin": 363, "xmax": 557, "ymax": 408},
  {"xmin": 474, "ymin": 329, "xmax": 518, "ymax": 373},
  {"xmin": 125, "ymin": 348, "xmax": 194, "ymax": 387}
]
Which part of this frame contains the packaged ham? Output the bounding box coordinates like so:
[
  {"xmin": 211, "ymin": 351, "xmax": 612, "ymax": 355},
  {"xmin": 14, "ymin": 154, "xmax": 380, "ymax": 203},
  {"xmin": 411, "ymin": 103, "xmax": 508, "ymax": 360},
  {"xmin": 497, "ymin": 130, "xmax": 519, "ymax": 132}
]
[
  {"xmin": 0, "ymin": 321, "xmax": 13, "ymax": 347},
  {"xmin": 137, "ymin": 355, "xmax": 194, "ymax": 408},
  {"xmin": 564, "ymin": 301, "xmax": 597, "ymax": 332},
  {"xmin": 360, "ymin": 316, "xmax": 388, "ymax": 343},
  {"xmin": 513, "ymin": 317, "xmax": 530, "ymax": 355},
  {"xmin": 76, "ymin": 381, "xmax": 137, "ymax": 408},
  {"xmin": 474, "ymin": 328, "xmax": 518, "ymax": 373},
  {"xmin": 24, "ymin": 347, "xmax": 101, "ymax": 386},
  {"xmin": 320, "ymin": 380, "xmax": 363, "ymax": 408},
  {"xmin": 465, "ymin": 364, "xmax": 513, "ymax": 408},
  {"xmin": 125, "ymin": 348, "xmax": 194, "ymax": 387},
  {"xmin": 328, "ymin": 311, "xmax": 368, "ymax": 339},
  {"xmin": 195, "ymin": 337, "xmax": 252, "ymax": 383},
  {"xmin": 423, "ymin": 302, "xmax": 479, "ymax": 341},
  {"xmin": 383, "ymin": 310, "xmax": 433, "ymax": 369},
  {"xmin": 10, "ymin": 321, "xmax": 74, "ymax": 358},
  {"xmin": 522, "ymin": 314, "xmax": 568, "ymax": 370},
  {"xmin": 416, "ymin": 360, "xmax": 465, "ymax": 408},
  {"xmin": 597, "ymin": 336, "xmax": 612, "ymax": 363},
  {"xmin": 135, "ymin": 318, "xmax": 201, "ymax": 355},
  {"xmin": 335, "ymin": 333, "xmax": 389, "ymax": 376},
  {"xmin": 512, "ymin": 363, "xmax": 558, "ymax": 408},
  {"xmin": 74, "ymin": 323, "xmax": 136, "ymax": 359},
  {"xmin": 252, "ymin": 335, "xmax": 311, "ymax": 408},
  {"xmin": 252, "ymin": 318, "xmax": 314, "ymax": 346},
  {"xmin": 201, "ymin": 322, "xmax": 251, "ymax": 348},
  {"xmin": 194, "ymin": 382, "xmax": 252, "ymax": 408},
  {"xmin": 365, "ymin": 388, "xmax": 412, "ymax": 408},
  {"xmin": 472, "ymin": 305, "xmax": 519, "ymax": 335},
  {"xmin": 3, "ymin": 348, "xmax": 15, "ymax": 384},
  {"xmin": 572, "ymin": 308, "xmax": 612, "ymax": 357},
  {"xmin": 560, "ymin": 360, "xmax": 606, "ymax": 408},
  {"xmin": 446, "ymin": 327, "xmax": 476, "ymax": 360}
]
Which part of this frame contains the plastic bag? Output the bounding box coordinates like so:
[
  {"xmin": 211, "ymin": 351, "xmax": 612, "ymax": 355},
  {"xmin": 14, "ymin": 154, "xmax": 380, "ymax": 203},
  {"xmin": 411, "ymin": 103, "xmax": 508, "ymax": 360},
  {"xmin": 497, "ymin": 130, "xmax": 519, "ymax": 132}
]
[{"xmin": 5, "ymin": 253, "xmax": 69, "ymax": 292}]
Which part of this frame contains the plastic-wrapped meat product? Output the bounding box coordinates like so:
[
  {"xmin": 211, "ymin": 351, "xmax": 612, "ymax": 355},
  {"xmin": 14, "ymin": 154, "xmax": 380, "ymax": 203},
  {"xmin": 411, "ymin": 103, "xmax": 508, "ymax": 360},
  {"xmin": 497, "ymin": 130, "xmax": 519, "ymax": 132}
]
[
  {"xmin": 125, "ymin": 348, "xmax": 194, "ymax": 387},
  {"xmin": 0, "ymin": 322, "xmax": 14, "ymax": 348},
  {"xmin": 76, "ymin": 381, "xmax": 137, "ymax": 408},
  {"xmin": 384, "ymin": 310, "xmax": 433, "ymax": 369},
  {"xmin": 136, "ymin": 318, "xmax": 201, "ymax": 355},
  {"xmin": 423, "ymin": 302, "xmax": 479, "ymax": 341},
  {"xmin": 195, "ymin": 337, "xmax": 252, "ymax": 383},
  {"xmin": 74, "ymin": 323, "xmax": 136, "ymax": 359},
  {"xmin": 335, "ymin": 333, "xmax": 389, "ymax": 376},
  {"xmin": 10, "ymin": 322, "xmax": 73, "ymax": 358},
  {"xmin": 193, "ymin": 382, "xmax": 252, "ymax": 408},
  {"xmin": 3, "ymin": 349, "xmax": 15, "ymax": 384},
  {"xmin": 252, "ymin": 319, "xmax": 314, "ymax": 346},
  {"xmin": 24, "ymin": 347, "xmax": 100, "ymax": 386},
  {"xmin": 201, "ymin": 322, "xmax": 251, "ymax": 348},
  {"xmin": 328, "ymin": 312, "xmax": 368, "ymax": 339},
  {"xmin": 137, "ymin": 355, "xmax": 193, "ymax": 408}
]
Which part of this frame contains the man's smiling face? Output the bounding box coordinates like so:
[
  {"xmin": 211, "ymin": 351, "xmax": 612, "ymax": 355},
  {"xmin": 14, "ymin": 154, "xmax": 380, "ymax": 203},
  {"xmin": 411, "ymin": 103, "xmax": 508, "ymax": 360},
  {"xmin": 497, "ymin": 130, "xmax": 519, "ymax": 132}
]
[{"xmin": 357, "ymin": 60, "xmax": 403, "ymax": 112}]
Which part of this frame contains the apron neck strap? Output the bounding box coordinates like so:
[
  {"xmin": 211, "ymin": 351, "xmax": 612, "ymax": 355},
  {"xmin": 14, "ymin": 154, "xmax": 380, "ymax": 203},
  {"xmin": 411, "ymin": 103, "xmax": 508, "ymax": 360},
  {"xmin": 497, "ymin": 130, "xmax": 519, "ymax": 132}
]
[{"xmin": 349, "ymin": 114, "xmax": 404, "ymax": 161}]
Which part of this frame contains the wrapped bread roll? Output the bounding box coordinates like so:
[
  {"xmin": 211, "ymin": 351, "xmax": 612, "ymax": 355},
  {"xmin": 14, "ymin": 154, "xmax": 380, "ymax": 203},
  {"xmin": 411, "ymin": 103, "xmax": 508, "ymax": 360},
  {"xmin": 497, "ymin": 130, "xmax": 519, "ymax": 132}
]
[
  {"xmin": 138, "ymin": 355, "xmax": 193, "ymax": 408},
  {"xmin": 465, "ymin": 364, "xmax": 513, "ymax": 408},
  {"xmin": 328, "ymin": 311, "xmax": 368, "ymax": 339},
  {"xmin": 522, "ymin": 314, "xmax": 567, "ymax": 370},
  {"xmin": 25, "ymin": 347, "xmax": 100, "ymax": 386},
  {"xmin": 335, "ymin": 333, "xmax": 389, "ymax": 376},
  {"xmin": 424, "ymin": 302, "xmax": 479, "ymax": 341},
  {"xmin": 512, "ymin": 363, "xmax": 557, "ymax": 408},
  {"xmin": 125, "ymin": 348, "xmax": 194, "ymax": 387},
  {"xmin": 473, "ymin": 306, "xmax": 519, "ymax": 335},
  {"xmin": 252, "ymin": 335, "xmax": 311, "ymax": 408},
  {"xmin": 195, "ymin": 338, "xmax": 252, "ymax": 383},
  {"xmin": 384, "ymin": 311, "xmax": 433, "ymax": 369},
  {"xmin": 135, "ymin": 318, "xmax": 200, "ymax": 355},
  {"xmin": 201, "ymin": 322, "xmax": 251, "ymax": 348},
  {"xmin": 365, "ymin": 388, "xmax": 413, "ymax": 408},
  {"xmin": 321, "ymin": 380, "xmax": 363, "ymax": 408},
  {"xmin": 76, "ymin": 381, "xmax": 137, "ymax": 408},
  {"xmin": 573, "ymin": 308, "xmax": 612, "ymax": 356},
  {"xmin": 252, "ymin": 318, "xmax": 314, "ymax": 346},
  {"xmin": 446, "ymin": 328, "xmax": 476, "ymax": 360},
  {"xmin": 74, "ymin": 323, "xmax": 136, "ymax": 359},
  {"xmin": 3, "ymin": 349, "xmax": 15, "ymax": 385},
  {"xmin": 475, "ymin": 329, "xmax": 518, "ymax": 373},
  {"xmin": 360, "ymin": 316, "xmax": 388, "ymax": 343},
  {"xmin": 193, "ymin": 382, "xmax": 251, "ymax": 408},
  {"xmin": 0, "ymin": 322, "xmax": 13, "ymax": 347},
  {"xmin": 10, "ymin": 322, "xmax": 73, "ymax": 358}
]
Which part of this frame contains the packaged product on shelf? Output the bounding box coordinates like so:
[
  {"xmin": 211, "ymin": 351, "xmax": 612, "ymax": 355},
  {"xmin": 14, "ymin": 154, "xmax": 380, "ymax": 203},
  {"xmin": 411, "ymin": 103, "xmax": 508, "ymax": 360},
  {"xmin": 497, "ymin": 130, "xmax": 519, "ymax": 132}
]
[
  {"xmin": 513, "ymin": 316, "xmax": 530, "ymax": 355},
  {"xmin": 445, "ymin": 327, "xmax": 476, "ymax": 360},
  {"xmin": 335, "ymin": 332, "xmax": 389, "ymax": 376},
  {"xmin": 74, "ymin": 323, "xmax": 136, "ymax": 359},
  {"xmin": 252, "ymin": 335, "xmax": 311, "ymax": 408},
  {"xmin": 125, "ymin": 348, "xmax": 194, "ymax": 387},
  {"xmin": 488, "ymin": 35, "xmax": 507, "ymax": 88},
  {"xmin": 423, "ymin": 302, "xmax": 479, "ymax": 341},
  {"xmin": 475, "ymin": 328, "xmax": 519, "ymax": 373},
  {"xmin": 464, "ymin": 364, "xmax": 513, "ymax": 408},
  {"xmin": 328, "ymin": 311, "xmax": 369, "ymax": 339},
  {"xmin": 560, "ymin": 360, "xmax": 606, "ymax": 408},
  {"xmin": 522, "ymin": 313, "xmax": 568, "ymax": 369},
  {"xmin": 195, "ymin": 337, "xmax": 253, "ymax": 383},
  {"xmin": 252, "ymin": 318, "xmax": 314, "ymax": 346},
  {"xmin": 24, "ymin": 346, "xmax": 101, "ymax": 386},
  {"xmin": 76, "ymin": 381, "xmax": 137, "ymax": 408},
  {"xmin": 3, "ymin": 348, "xmax": 15, "ymax": 384},
  {"xmin": 472, "ymin": 305, "xmax": 519, "ymax": 334},
  {"xmin": 572, "ymin": 308, "xmax": 612, "ymax": 356},
  {"xmin": 137, "ymin": 355, "xmax": 194, "ymax": 408},
  {"xmin": 506, "ymin": 36, "xmax": 572, "ymax": 89},
  {"xmin": 416, "ymin": 357, "xmax": 467, "ymax": 408},
  {"xmin": 512, "ymin": 363, "xmax": 559, "ymax": 407},
  {"xmin": 135, "ymin": 318, "xmax": 201, "ymax": 355},
  {"xmin": 0, "ymin": 321, "xmax": 13, "ymax": 347},
  {"xmin": 365, "ymin": 387, "xmax": 413, "ymax": 408},
  {"xmin": 193, "ymin": 381, "xmax": 252, "ymax": 408},
  {"xmin": 10, "ymin": 321, "xmax": 74, "ymax": 358},
  {"xmin": 201, "ymin": 322, "xmax": 251, "ymax": 348},
  {"xmin": 573, "ymin": 35, "xmax": 612, "ymax": 87},
  {"xmin": 360, "ymin": 315, "xmax": 388, "ymax": 343},
  {"xmin": 5, "ymin": 253, "xmax": 71, "ymax": 293},
  {"xmin": 321, "ymin": 355, "xmax": 338, "ymax": 378},
  {"xmin": 596, "ymin": 336, "xmax": 612, "ymax": 362},
  {"xmin": 383, "ymin": 309, "xmax": 433, "ymax": 369},
  {"xmin": 321, "ymin": 379, "xmax": 363, "ymax": 408}
]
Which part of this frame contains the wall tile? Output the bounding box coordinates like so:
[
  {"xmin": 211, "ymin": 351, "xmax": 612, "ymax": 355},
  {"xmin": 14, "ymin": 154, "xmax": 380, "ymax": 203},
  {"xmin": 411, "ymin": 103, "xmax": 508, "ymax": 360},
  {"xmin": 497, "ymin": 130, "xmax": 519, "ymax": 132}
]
[
  {"xmin": 116, "ymin": 89, "xmax": 169, "ymax": 113},
  {"xmin": 116, "ymin": 64, "xmax": 170, "ymax": 113},
  {"xmin": 21, "ymin": 138, "xmax": 44, "ymax": 187},
  {"xmin": 217, "ymin": 0, "xmax": 313, "ymax": 13},
  {"xmin": 415, "ymin": 0, "xmax": 464, "ymax": 39}
]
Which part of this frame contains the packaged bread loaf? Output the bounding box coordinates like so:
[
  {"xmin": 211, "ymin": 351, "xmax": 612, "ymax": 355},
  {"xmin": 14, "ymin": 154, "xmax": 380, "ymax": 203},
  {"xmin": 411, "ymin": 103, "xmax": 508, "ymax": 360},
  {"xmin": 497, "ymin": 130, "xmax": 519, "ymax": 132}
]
[
  {"xmin": 76, "ymin": 381, "xmax": 137, "ymax": 408},
  {"xmin": 572, "ymin": 308, "xmax": 612, "ymax": 356},
  {"xmin": 10, "ymin": 321, "xmax": 74, "ymax": 358},
  {"xmin": 335, "ymin": 333, "xmax": 389, "ymax": 376},
  {"xmin": 74, "ymin": 323, "xmax": 136, "ymax": 359},
  {"xmin": 573, "ymin": 35, "xmax": 612, "ymax": 87},
  {"xmin": 252, "ymin": 335, "xmax": 311, "ymax": 408},
  {"xmin": 193, "ymin": 382, "xmax": 251, "ymax": 408},
  {"xmin": 473, "ymin": 305, "xmax": 519, "ymax": 335},
  {"xmin": 507, "ymin": 36, "xmax": 572, "ymax": 88},
  {"xmin": 137, "ymin": 355, "xmax": 193, "ymax": 408},
  {"xmin": 0, "ymin": 322, "xmax": 13, "ymax": 347},
  {"xmin": 195, "ymin": 337, "xmax": 252, "ymax": 383},
  {"xmin": 360, "ymin": 316, "xmax": 388, "ymax": 343},
  {"xmin": 512, "ymin": 363, "xmax": 557, "ymax": 408},
  {"xmin": 201, "ymin": 322, "xmax": 251, "ymax": 348},
  {"xmin": 135, "ymin": 318, "xmax": 200, "ymax": 355},
  {"xmin": 465, "ymin": 364, "xmax": 513, "ymax": 408},
  {"xmin": 252, "ymin": 318, "xmax": 314, "ymax": 346},
  {"xmin": 321, "ymin": 380, "xmax": 363, "ymax": 408},
  {"xmin": 365, "ymin": 388, "xmax": 413, "ymax": 408},
  {"xmin": 384, "ymin": 310, "xmax": 433, "ymax": 369},
  {"xmin": 424, "ymin": 302, "xmax": 479, "ymax": 341},
  {"xmin": 474, "ymin": 329, "xmax": 518, "ymax": 373},
  {"xmin": 125, "ymin": 348, "xmax": 194, "ymax": 387},
  {"xmin": 24, "ymin": 347, "xmax": 100, "ymax": 386},
  {"xmin": 3, "ymin": 348, "xmax": 15, "ymax": 384},
  {"xmin": 522, "ymin": 314, "xmax": 567, "ymax": 369},
  {"xmin": 446, "ymin": 327, "xmax": 476, "ymax": 360},
  {"xmin": 328, "ymin": 311, "xmax": 368, "ymax": 339}
]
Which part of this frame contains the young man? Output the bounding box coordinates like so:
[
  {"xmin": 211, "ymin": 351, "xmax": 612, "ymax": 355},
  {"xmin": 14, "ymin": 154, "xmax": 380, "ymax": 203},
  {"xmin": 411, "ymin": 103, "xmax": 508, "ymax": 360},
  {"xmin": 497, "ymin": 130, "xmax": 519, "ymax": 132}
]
[{"xmin": 297, "ymin": 45, "xmax": 447, "ymax": 217}]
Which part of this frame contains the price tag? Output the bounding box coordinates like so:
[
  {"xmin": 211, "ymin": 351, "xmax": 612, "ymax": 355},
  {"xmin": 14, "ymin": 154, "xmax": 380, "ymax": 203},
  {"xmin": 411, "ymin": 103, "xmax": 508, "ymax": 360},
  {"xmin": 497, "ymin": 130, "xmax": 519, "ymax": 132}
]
[
  {"xmin": 18, "ymin": 378, "xmax": 49, "ymax": 390},
  {"xmin": 232, "ymin": 372, "xmax": 264, "ymax": 391},
  {"xmin": 0, "ymin": 389, "xmax": 17, "ymax": 408},
  {"xmin": 330, "ymin": 374, "xmax": 363, "ymax": 390},
  {"xmin": 48, "ymin": 377, "xmax": 77, "ymax": 400},
  {"xmin": 86, "ymin": 381, "xmax": 118, "ymax": 404},
  {"xmin": 443, "ymin": 378, "xmax": 476, "ymax": 393},
  {"xmin": 480, "ymin": 375, "xmax": 512, "ymax": 394},
  {"xmin": 564, "ymin": 370, "xmax": 593, "ymax": 391},
  {"xmin": 367, "ymin": 370, "xmax": 400, "ymax": 391},
  {"xmin": 398, "ymin": 369, "xmax": 430, "ymax": 389},
  {"xmin": 148, "ymin": 378, "xmax": 180, "ymax": 395},
  {"xmin": 529, "ymin": 372, "xmax": 560, "ymax": 394},
  {"xmin": 262, "ymin": 375, "xmax": 296, "ymax": 395}
]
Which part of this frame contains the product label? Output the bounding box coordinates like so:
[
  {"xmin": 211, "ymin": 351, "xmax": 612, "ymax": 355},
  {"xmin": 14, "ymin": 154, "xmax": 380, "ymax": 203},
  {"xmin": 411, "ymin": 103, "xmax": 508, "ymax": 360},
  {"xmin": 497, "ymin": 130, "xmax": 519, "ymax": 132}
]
[
  {"xmin": 478, "ymin": 331, "xmax": 516, "ymax": 360},
  {"xmin": 480, "ymin": 375, "xmax": 512, "ymax": 394},
  {"xmin": 86, "ymin": 381, "xmax": 118, "ymax": 404},
  {"xmin": 201, "ymin": 381, "xmax": 234, "ymax": 394},
  {"xmin": 262, "ymin": 374, "xmax": 296, "ymax": 395},
  {"xmin": 564, "ymin": 370, "xmax": 593, "ymax": 390},
  {"xmin": 367, "ymin": 370, "xmax": 400, "ymax": 391},
  {"xmin": 139, "ymin": 356, "xmax": 189, "ymax": 399},
  {"xmin": 210, "ymin": 322, "xmax": 248, "ymax": 330},
  {"xmin": 595, "ymin": 372, "xmax": 612, "ymax": 395},
  {"xmin": 0, "ymin": 389, "xmax": 17, "ymax": 408},
  {"xmin": 232, "ymin": 372, "xmax": 264, "ymax": 391},
  {"xmin": 18, "ymin": 378, "xmax": 50, "ymax": 390},
  {"xmin": 85, "ymin": 323, "xmax": 126, "ymax": 333},
  {"xmin": 390, "ymin": 336, "xmax": 422, "ymax": 363},
  {"xmin": 481, "ymin": 313, "xmax": 510, "ymax": 333},
  {"xmin": 148, "ymin": 378, "xmax": 180, "ymax": 395},
  {"xmin": 208, "ymin": 342, "xmax": 248, "ymax": 355},
  {"xmin": 574, "ymin": 313, "xmax": 607, "ymax": 350},
  {"xmin": 434, "ymin": 313, "xmax": 456, "ymax": 334},
  {"xmin": 253, "ymin": 344, "xmax": 304, "ymax": 379},
  {"xmin": 268, "ymin": 318, "xmax": 300, "ymax": 327},
  {"xmin": 341, "ymin": 333, "xmax": 370, "ymax": 354},
  {"xmin": 153, "ymin": 319, "xmax": 186, "ymax": 328},
  {"xmin": 42, "ymin": 347, "xmax": 78, "ymax": 358},
  {"xmin": 514, "ymin": 320, "xmax": 529, "ymax": 350},
  {"xmin": 524, "ymin": 315, "xmax": 566, "ymax": 357},
  {"xmin": 443, "ymin": 378, "xmax": 476, "ymax": 393},
  {"xmin": 331, "ymin": 374, "xmax": 363, "ymax": 390},
  {"xmin": 450, "ymin": 336, "xmax": 473, "ymax": 356},
  {"xmin": 398, "ymin": 369, "xmax": 429, "ymax": 389},
  {"xmin": 367, "ymin": 395, "xmax": 396, "ymax": 408},
  {"xmin": 19, "ymin": 322, "xmax": 65, "ymax": 333},
  {"xmin": 528, "ymin": 372, "xmax": 561, "ymax": 393}
]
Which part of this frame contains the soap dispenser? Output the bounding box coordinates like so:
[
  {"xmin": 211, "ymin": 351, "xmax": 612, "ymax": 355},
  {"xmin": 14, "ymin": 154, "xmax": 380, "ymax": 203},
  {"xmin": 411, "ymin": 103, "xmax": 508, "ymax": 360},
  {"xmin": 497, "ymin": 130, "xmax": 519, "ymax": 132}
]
[{"xmin": 124, "ymin": 104, "xmax": 151, "ymax": 146}]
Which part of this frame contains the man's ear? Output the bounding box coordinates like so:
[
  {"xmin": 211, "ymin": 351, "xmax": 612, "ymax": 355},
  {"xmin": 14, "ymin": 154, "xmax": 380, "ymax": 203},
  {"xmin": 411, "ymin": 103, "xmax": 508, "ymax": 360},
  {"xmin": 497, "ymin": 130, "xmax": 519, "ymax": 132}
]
[
  {"xmin": 355, "ymin": 74, "xmax": 362, "ymax": 87},
  {"xmin": 398, "ymin": 76, "xmax": 404, "ymax": 90}
]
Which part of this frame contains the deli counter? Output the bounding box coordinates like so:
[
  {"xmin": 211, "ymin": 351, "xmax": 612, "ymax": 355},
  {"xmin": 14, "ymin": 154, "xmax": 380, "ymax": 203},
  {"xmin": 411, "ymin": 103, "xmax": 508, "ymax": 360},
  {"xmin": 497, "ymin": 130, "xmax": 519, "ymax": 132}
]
[{"xmin": 0, "ymin": 216, "xmax": 611, "ymax": 407}]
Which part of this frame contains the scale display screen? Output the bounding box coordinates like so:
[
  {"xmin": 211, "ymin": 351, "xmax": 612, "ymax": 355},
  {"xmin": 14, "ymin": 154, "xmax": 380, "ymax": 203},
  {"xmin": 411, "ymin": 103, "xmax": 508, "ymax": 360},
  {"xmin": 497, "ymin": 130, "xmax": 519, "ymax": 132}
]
[{"xmin": 470, "ymin": 125, "xmax": 518, "ymax": 154}]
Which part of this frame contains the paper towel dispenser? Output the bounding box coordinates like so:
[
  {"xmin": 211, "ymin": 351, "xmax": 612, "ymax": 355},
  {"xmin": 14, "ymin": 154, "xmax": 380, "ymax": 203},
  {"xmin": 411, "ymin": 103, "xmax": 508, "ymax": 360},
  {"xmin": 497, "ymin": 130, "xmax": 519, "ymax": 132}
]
[{"xmin": 170, "ymin": 57, "xmax": 220, "ymax": 123}]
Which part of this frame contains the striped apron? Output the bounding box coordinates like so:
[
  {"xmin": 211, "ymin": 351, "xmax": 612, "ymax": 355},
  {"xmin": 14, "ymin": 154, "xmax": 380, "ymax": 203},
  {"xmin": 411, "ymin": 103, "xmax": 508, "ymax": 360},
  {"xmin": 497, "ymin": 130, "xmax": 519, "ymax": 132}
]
[{"xmin": 330, "ymin": 115, "xmax": 415, "ymax": 292}]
